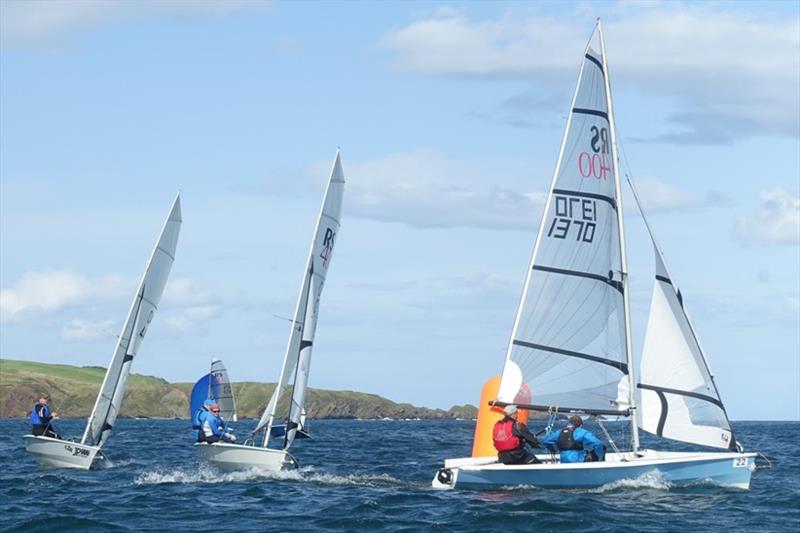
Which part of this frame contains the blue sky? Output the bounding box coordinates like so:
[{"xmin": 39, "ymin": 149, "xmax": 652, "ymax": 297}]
[{"xmin": 1, "ymin": 0, "xmax": 798, "ymax": 421}]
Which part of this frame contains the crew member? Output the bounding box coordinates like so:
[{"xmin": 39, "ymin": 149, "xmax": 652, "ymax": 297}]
[
  {"xmin": 542, "ymin": 415, "xmax": 605, "ymax": 463},
  {"xmin": 30, "ymin": 393, "xmax": 60, "ymax": 439},
  {"xmin": 193, "ymin": 399, "xmax": 214, "ymax": 442},
  {"xmin": 493, "ymin": 405, "xmax": 541, "ymax": 465},
  {"xmin": 201, "ymin": 403, "xmax": 236, "ymax": 444}
]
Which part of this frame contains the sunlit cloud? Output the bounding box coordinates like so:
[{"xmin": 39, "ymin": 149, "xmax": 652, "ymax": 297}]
[
  {"xmin": 332, "ymin": 149, "xmax": 546, "ymax": 230},
  {"xmin": 735, "ymin": 188, "xmax": 800, "ymax": 245},
  {"xmin": 0, "ymin": 270, "xmax": 130, "ymax": 322},
  {"xmin": 381, "ymin": 5, "xmax": 800, "ymax": 142}
]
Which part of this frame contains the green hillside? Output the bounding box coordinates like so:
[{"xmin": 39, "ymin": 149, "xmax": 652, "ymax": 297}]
[{"xmin": 0, "ymin": 358, "xmax": 476, "ymax": 420}]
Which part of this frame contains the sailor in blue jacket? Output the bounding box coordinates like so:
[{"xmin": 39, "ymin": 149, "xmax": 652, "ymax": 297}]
[
  {"xmin": 542, "ymin": 415, "xmax": 605, "ymax": 463},
  {"xmin": 30, "ymin": 393, "xmax": 60, "ymax": 439},
  {"xmin": 193, "ymin": 400, "xmax": 214, "ymax": 442},
  {"xmin": 200, "ymin": 403, "xmax": 236, "ymax": 444}
]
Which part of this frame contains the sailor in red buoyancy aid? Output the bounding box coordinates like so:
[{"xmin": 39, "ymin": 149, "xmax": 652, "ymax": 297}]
[{"xmin": 492, "ymin": 405, "xmax": 542, "ymax": 465}]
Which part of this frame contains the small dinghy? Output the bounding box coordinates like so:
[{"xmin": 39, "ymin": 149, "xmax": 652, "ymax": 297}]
[{"xmin": 432, "ymin": 21, "xmax": 765, "ymax": 490}]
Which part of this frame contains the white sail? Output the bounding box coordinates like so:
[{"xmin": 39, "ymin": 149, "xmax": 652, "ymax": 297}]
[
  {"xmin": 82, "ymin": 195, "xmax": 182, "ymax": 447},
  {"xmin": 284, "ymin": 268, "xmax": 318, "ymax": 449},
  {"xmin": 497, "ymin": 28, "xmax": 630, "ymax": 416},
  {"xmin": 637, "ymin": 242, "xmax": 736, "ymax": 450},
  {"xmin": 254, "ymin": 151, "xmax": 345, "ymax": 441},
  {"xmin": 210, "ymin": 358, "xmax": 237, "ymax": 423}
]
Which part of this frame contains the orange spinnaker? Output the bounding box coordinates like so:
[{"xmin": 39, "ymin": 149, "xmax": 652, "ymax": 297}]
[{"xmin": 471, "ymin": 376, "xmax": 529, "ymax": 457}]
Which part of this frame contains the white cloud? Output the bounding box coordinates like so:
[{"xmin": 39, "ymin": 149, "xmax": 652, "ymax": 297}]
[
  {"xmin": 626, "ymin": 177, "xmax": 723, "ymax": 213},
  {"xmin": 340, "ymin": 149, "xmax": 546, "ymax": 230},
  {"xmin": 381, "ymin": 5, "xmax": 800, "ymax": 141},
  {"xmin": 0, "ymin": 0, "xmax": 267, "ymax": 47},
  {"xmin": 0, "ymin": 270, "xmax": 129, "ymax": 322},
  {"xmin": 164, "ymin": 304, "xmax": 223, "ymax": 334},
  {"xmin": 61, "ymin": 318, "xmax": 117, "ymax": 342},
  {"xmin": 735, "ymin": 189, "xmax": 800, "ymax": 245}
]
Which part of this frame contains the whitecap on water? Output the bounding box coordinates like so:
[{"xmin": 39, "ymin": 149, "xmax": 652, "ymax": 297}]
[
  {"xmin": 590, "ymin": 470, "xmax": 672, "ymax": 492},
  {"xmin": 133, "ymin": 465, "xmax": 403, "ymax": 488}
]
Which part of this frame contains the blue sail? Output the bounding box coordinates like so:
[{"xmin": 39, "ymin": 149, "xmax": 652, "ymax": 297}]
[{"xmin": 190, "ymin": 373, "xmax": 211, "ymax": 440}]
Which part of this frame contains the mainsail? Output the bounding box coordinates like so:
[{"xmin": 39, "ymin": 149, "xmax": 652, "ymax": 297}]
[
  {"xmin": 497, "ymin": 28, "xmax": 630, "ymax": 417},
  {"xmin": 253, "ymin": 151, "xmax": 345, "ymax": 446},
  {"xmin": 210, "ymin": 358, "xmax": 237, "ymax": 423},
  {"xmin": 81, "ymin": 195, "xmax": 182, "ymax": 447},
  {"xmin": 633, "ymin": 186, "xmax": 736, "ymax": 450}
]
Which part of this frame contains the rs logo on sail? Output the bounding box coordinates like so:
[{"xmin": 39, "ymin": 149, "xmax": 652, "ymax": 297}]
[{"xmin": 320, "ymin": 227, "xmax": 335, "ymax": 267}]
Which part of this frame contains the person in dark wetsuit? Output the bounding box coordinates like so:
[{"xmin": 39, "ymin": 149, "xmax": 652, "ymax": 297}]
[
  {"xmin": 30, "ymin": 393, "xmax": 60, "ymax": 439},
  {"xmin": 493, "ymin": 405, "xmax": 541, "ymax": 465}
]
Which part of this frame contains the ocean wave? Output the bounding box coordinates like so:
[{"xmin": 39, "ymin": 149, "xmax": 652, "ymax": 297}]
[
  {"xmin": 133, "ymin": 465, "xmax": 403, "ymax": 488},
  {"xmin": 591, "ymin": 470, "xmax": 672, "ymax": 492}
]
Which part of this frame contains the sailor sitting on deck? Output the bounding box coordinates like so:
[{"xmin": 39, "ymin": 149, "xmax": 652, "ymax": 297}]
[
  {"xmin": 30, "ymin": 393, "xmax": 60, "ymax": 439},
  {"xmin": 542, "ymin": 415, "xmax": 605, "ymax": 463},
  {"xmin": 193, "ymin": 400, "xmax": 214, "ymax": 442},
  {"xmin": 493, "ymin": 405, "xmax": 542, "ymax": 465},
  {"xmin": 200, "ymin": 403, "xmax": 236, "ymax": 444}
]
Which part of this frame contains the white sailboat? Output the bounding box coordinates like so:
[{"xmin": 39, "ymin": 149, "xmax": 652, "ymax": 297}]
[
  {"xmin": 432, "ymin": 21, "xmax": 763, "ymax": 490},
  {"xmin": 196, "ymin": 151, "xmax": 345, "ymax": 471},
  {"xmin": 24, "ymin": 195, "xmax": 182, "ymax": 469}
]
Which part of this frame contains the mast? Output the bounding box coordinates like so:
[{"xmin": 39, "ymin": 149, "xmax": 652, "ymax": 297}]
[{"xmin": 598, "ymin": 19, "xmax": 639, "ymax": 452}]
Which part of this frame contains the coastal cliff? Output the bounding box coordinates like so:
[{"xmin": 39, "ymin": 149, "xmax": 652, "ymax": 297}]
[{"xmin": 0, "ymin": 359, "xmax": 477, "ymax": 420}]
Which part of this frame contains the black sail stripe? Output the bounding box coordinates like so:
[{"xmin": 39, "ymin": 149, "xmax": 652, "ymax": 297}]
[
  {"xmin": 656, "ymin": 274, "xmax": 671, "ymax": 284},
  {"xmin": 156, "ymin": 245, "xmax": 175, "ymax": 262},
  {"xmin": 655, "ymin": 390, "xmax": 668, "ymax": 437},
  {"xmin": 532, "ymin": 264, "xmax": 624, "ymax": 294},
  {"xmin": 584, "ymin": 53, "xmax": 604, "ymax": 74},
  {"xmin": 638, "ymin": 383, "xmax": 725, "ymax": 410},
  {"xmin": 572, "ymin": 107, "xmax": 608, "ymax": 120},
  {"xmin": 300, "ymin": 340, "xmax": 313, "ymax": 350},
  {"xmin": 512, "ymin": 339, "xmax": 628, "ymax": 373},
  {"xmin": 552, "ymin": 188, "xmax": 617, "ymax": 210}
]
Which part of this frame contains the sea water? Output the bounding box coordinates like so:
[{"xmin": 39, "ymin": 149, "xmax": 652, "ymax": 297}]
[{"xmin": 2, "ymin": 419, "xmax": 797, "ymax": 531}]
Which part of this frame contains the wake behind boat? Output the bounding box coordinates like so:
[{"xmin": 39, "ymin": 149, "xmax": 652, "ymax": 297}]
[
  {"xmin": 196, "ymin": 151, "xmax": 345, "ymax": 471},
  {"xmin": 24, "ymin": 195, "xmax": 182, "ymax": 469},
  {"xmin": 432, "ymin": 21, "xmax": 764, "ymax": 490}
]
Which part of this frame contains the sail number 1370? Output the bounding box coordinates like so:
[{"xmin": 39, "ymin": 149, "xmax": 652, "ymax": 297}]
[{"xmin": 547, "ymin": 196, "xmax": 597, "ymax": 243}]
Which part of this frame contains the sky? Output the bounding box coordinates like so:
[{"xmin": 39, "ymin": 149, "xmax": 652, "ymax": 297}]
[{"xmin": 1, "ymin": 0, "xmax": 798, "ymax": 421}]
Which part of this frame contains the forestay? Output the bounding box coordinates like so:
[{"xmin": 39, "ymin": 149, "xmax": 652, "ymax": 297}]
[
  {"xmin": 497, "ymin": 31, "xmax": 629, "ymax": 416},
  {"xmin": 637, "ymin": 242, "xmax": 737, "ymax": 450},
  {"xmin": 82, "ymin": 195, "xmax": 182, "ymax": 447},
  {"xmin": 253, "ymin": 151, "xmax": 345, "ymax": 444}
]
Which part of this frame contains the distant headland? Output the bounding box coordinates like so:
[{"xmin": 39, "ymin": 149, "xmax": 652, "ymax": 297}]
[{"xmin": 0, "ymin": 358, "xmax": 477, "ymax": 420}]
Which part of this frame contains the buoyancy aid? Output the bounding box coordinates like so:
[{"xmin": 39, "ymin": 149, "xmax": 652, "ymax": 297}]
[
  {"xmin": 31, "ymin": 405, "xmax": 42, "ymax": 425},
  {"xmin": 493, "ymin": 419, "xmax": 521, "ymax": 452},
  {"xmin": 31, "ymin": 404, "xmax": 50, "ymax": 425},
  {"xmin": 556, "ymin": 426, "xmax": 583, "ymax": 451}
]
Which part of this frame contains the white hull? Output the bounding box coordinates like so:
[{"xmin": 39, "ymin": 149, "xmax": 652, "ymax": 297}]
[
  {"xmin": 195, "ymin": 442, "xmax": 295, "ymax": 472},
  {"xmin": 432, "ymin": 449, "xmax": 757, "ymax": 490},
  {"xmin": 23, "ymin": 435, "xmax": 104, "ymax": 470}
]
